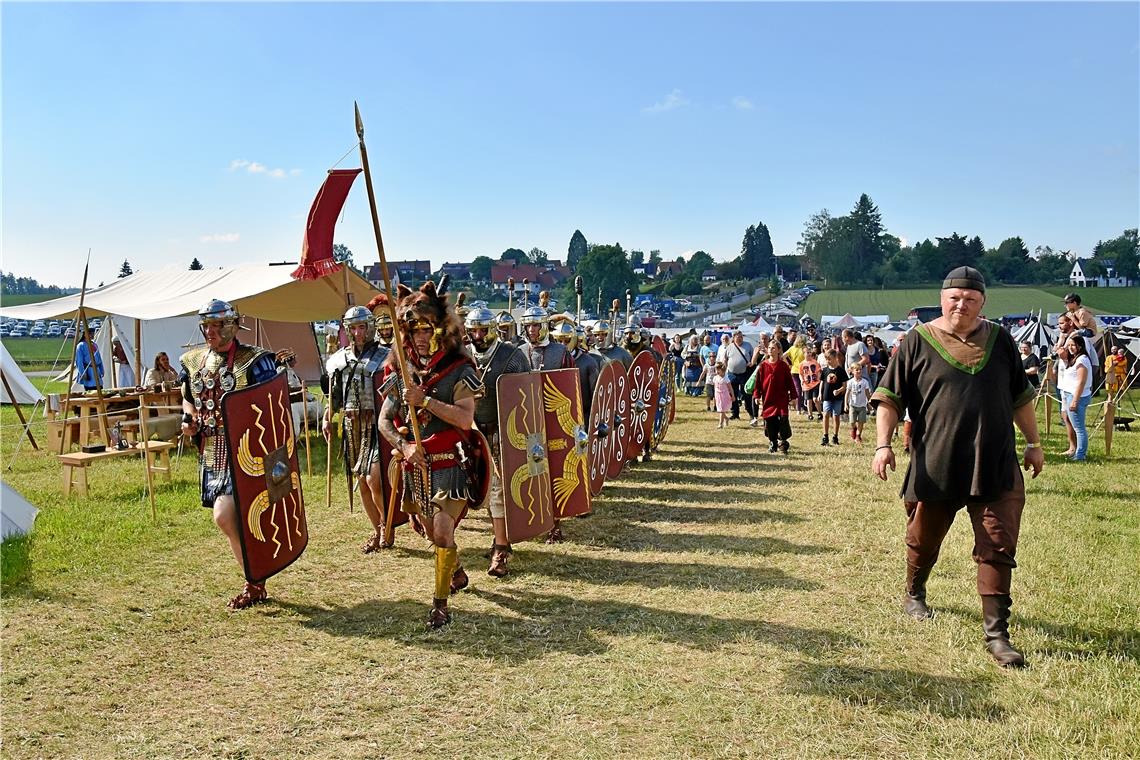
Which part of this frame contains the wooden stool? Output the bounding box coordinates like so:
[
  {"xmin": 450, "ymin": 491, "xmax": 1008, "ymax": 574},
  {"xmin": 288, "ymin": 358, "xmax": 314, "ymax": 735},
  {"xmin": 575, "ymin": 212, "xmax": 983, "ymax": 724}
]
[
  {"xmin": 57, "ymin": 448, "xmax": 136, "ymax": 497},
  {"xmin": 137, "ymin": 441, "xmax": 176, "ymax": 484}
]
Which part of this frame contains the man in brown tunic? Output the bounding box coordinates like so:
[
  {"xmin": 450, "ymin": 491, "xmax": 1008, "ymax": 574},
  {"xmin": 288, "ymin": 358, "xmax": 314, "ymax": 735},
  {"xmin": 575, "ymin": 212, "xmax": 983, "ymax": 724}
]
[{"xmin": 871, "ymin": 266, "xmax": 1044, "ymax": 668}]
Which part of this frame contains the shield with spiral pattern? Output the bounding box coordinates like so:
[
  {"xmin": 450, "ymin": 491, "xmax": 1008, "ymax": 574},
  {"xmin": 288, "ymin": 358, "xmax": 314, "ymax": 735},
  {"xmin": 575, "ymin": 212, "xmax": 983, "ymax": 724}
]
[
  {"xmin": 623, "ymin": 351, "xmax": 660, "ymax": 462},
  {"xmin": 221, "ymin": 372, "xmax": 308, "ymax": 583}
]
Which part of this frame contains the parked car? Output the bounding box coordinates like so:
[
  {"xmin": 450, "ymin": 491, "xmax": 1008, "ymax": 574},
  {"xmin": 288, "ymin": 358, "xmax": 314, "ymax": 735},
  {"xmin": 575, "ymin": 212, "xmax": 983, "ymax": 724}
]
[{"xmin": 64, "ymin": 327, "xmax": 77, "ymax": 338}]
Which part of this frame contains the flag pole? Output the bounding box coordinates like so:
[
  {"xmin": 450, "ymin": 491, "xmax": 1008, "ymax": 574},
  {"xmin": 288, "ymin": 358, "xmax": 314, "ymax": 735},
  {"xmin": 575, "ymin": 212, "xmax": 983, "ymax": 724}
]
[{"xmin": 353, "ymin": 103, "xmax": 427, "ymax": 470}]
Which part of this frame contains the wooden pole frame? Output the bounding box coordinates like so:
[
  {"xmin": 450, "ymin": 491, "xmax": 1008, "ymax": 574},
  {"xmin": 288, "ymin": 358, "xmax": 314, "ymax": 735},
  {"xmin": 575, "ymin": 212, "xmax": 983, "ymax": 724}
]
[{"xmin": 1, "ymin": 369, "xmax": 38, "ymax": 450}]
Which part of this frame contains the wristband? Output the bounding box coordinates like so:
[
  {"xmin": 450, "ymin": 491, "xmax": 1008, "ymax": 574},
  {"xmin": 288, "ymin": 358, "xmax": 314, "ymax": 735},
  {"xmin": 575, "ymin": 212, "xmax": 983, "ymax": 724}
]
[
  {"xmin": 1024, "ymin": 442, "xmax": 1040, "ymax": 449},
  {"xmin": 420, "ymin": 396, "xmax": 432, "ymax": 410},
  {"xmin": 875, "ymin": 445, "xmax": 892, "ymax": 451}
]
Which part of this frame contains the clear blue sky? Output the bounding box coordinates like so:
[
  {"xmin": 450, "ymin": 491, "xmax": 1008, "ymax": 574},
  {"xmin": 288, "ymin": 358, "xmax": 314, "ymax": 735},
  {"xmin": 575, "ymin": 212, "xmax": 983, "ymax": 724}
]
[{"xmin": 3, "ymin": 2, "xmax": 1137, "ymax": 288}]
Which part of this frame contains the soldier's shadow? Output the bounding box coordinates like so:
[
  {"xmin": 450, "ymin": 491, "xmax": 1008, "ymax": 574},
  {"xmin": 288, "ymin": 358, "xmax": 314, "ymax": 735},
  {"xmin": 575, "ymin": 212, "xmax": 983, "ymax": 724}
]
[
  {"xmin": 596, "ymin": 499, "xmax": 801, "ymax": 524},
  {"xmin": 782, "ymin": 662, "xmax": 1007, "ymax": 721},
  {"xmin": 938, "ymin": 604, "xmax": 1139, "ymax": 663},
  {"xmin": 277, "ymin": 586, "xmax": 859, "ymax": 663},
  {"xmin": 572, "ymin": 524, "xmax": 834, "ymax": 557}
]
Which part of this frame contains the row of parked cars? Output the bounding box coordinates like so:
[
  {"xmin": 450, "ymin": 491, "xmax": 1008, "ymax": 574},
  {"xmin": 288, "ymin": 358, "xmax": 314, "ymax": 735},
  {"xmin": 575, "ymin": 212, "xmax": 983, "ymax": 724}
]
[
  {"xmin": 0, "ymin": 317, "xmax": 91, "ymax": 339},
  {"xmin": 752, "ymin": 284, "xmax": 818, "ymax": 315}
]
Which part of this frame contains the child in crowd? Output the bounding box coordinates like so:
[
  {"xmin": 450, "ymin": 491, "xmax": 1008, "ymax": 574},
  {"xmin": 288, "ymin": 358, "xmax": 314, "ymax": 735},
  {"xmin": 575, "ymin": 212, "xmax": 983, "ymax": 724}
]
[
  {"xmin": 712, "ymin": 362, "xmax": 734, "ymax": 429},
  {"xmin": 755, "ymin": 340, "xmax": 797, "ymax": 454},
  {"xmin": 820, "ymin": 349, "xmax": 848, "ymax": 446},
  {"xmin": 697, "ymin": 352, "xmax": 718, "ymax": 411},
  {"xmin": 1105, "ymin": 347, "xmax": 1128, "ymax": 401},
  {"xmin": 845, "ymin": 363, "xmax": 872, "ymax": 443},
  {"xmin": 799, "ymin": 348, "xmax": 821, "ymax": 421}
]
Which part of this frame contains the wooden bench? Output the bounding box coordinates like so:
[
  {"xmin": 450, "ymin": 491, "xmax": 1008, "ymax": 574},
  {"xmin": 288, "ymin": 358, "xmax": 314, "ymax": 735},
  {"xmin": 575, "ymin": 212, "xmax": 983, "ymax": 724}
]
[{"xmin": 57, "ymin": 442, "xmax": 176, "ymax": 498}]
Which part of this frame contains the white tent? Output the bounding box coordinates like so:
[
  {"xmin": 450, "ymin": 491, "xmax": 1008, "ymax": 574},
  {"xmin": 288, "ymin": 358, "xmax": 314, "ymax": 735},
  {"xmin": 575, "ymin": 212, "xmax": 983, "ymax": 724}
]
[
  {"xmin": 1122, "ymin": 316, "xmax": 1140, "ymax": 330},
  {"xmin": 740, "ymin": 316, "xmax": 775, "ymax": 334},
  {"xmin": 1, "ymin": 481, "xmax": 39, "ymax": 540},
  {"xmin": 0, "ymin": 341, "xmax": 44, "ymax": 405},
  {"xmin": 0, "ymin": 263, "xmax": 377, "ymax": 323}
]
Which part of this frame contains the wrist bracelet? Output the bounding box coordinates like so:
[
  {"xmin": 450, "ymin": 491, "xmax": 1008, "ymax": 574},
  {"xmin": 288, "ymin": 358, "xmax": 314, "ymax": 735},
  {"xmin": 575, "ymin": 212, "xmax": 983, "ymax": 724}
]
[
  {"xmin": 1024, "ymin": 442, "xmax": 1040, "ymax": 449},
  {"xmin": 876, "ymin": 445, "xmax": 892, "ymax": 451}
]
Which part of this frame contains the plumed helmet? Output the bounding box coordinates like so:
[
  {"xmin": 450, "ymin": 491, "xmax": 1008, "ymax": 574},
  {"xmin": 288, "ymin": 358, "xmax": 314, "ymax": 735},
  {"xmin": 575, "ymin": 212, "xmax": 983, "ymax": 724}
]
[
  {"xmin": 343, "ymin": 305, "xmax": 376, "ymax": 343},
  {"xmin": 197, "ymin": 299, "xmax": 241, "ymax": 343},
  {"xmin": 367, "ymin": 293, "xmax": 394, "ymax": 334}
]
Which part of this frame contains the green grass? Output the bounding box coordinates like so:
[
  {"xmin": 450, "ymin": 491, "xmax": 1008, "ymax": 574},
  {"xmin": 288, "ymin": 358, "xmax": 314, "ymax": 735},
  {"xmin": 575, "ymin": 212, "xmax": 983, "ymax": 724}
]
[
  {"xmin": 3, "ymin": 336, "xmax": 75, "ymax": 371},
  {"xmin": 803, "ymin": 287, "xmax": 1140, "ymax": 321},
  {"xmin": 1, "ymin": 392, "xmax": 1138, "ymax": 758}
]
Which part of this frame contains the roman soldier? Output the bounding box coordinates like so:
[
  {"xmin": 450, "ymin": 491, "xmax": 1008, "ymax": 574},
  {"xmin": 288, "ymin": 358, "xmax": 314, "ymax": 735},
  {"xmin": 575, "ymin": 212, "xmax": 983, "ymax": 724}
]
[
  {"xmin": 368, "ymin": 293, "xmax": 396, "ymax": 349},
  {"xmin": 377, "ymin": 280, "xmax": 483, "ymax": 629},
  {"xmin": 590, "ymin": 318, "xmax": 633, "ymax": 369},
  {"xmin": 180, "ymin": 299, "xmax": 280, "ymax": 609},
  {"xmin": 552, "ymin": 319, "xmax": 601, "ymax": 419},
  {"xmin": 323, "ymin": 305, "xmax": 392, "ymax": 552},
  {"xmin": 519, "ymin": 294, "xmax": 574, "ymax": 372},
  {"xmin": 464, "ymin": 306, "xmax": 529, "ymax": 577},
  {"xmin": 621, "ymin": 322, "xmax": 648, "ymax": 357},
  {"xmin": 495, "ymin": 310, "xmax": 519, "ymax": 346}
]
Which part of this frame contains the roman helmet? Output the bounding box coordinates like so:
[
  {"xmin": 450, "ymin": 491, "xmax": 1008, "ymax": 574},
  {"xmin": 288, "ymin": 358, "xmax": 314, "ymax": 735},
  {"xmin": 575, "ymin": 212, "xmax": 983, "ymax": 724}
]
[
  {"xmin": 519, "ymin": 305, "xmax": 550, "ymax": 345},
  {"xmin": 495, "ymin": 310, "xmax": 517, "ymax": 343},
  {"xmin": 197, "ymin": 299, "xmax": 242, "ymax": 343},
  {"xmin": 622, "ymin": 322, "xmax": 643, "ymax": 348},
  {"xmin": 590, "ymin": 319, "xmax": 612, "ymax": 348},
  {"xmin": 367, "ymin": 293, "xmax": 395, "ymax": 346},
  {"xmin": 549, "ymin": 319, "xmax": 577, "ymax": 349},
  {"xmin": 342, "ymin": 305, "xmax": 376, "ymax": 344},
  {"xmin": 464, "ymin": 306, "xmax": 498, "ymax": 352}
]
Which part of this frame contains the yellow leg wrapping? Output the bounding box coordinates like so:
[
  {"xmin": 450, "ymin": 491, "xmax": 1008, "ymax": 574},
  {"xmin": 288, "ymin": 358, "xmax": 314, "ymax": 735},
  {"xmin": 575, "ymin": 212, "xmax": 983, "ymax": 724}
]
[{"xmin": 434, "ymin": 546, "xmax": 457, "ymax": 600}]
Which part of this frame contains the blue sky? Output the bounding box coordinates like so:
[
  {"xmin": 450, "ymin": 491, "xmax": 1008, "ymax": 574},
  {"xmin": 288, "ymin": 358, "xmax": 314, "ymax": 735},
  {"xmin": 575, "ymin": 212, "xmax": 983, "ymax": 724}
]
[{"xmin": 3, "ymin": 2, "xmax": 1137, "ymax": 288}]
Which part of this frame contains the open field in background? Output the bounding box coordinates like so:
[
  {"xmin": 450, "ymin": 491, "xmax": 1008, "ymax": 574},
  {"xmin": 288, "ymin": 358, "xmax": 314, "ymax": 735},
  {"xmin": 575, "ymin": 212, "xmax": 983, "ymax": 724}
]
[
  {"xmin": 2, "ymin": 336, "xmax": 74, "ymax": 371},
  {"xmin": 2, "ymin": 389, "xmax": 1138, "ymax": 758},
  {"xmin": 802, "ymin": 287, "xmax": 1139, "ymax": 322},
  {"xmin": 0, "ymin": 294, "xmax": 57, "ymax": 307}
]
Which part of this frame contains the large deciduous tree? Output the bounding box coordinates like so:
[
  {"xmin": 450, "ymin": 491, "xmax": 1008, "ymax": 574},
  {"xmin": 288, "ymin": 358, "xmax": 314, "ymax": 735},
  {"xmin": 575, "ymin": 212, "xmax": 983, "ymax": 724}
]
[
  {"xmin": 1092, "ymin": 228, "xmax": 1139, "ymax": 280},
  {"xmin": 500, "ymin": 248, "xmax": 528, "ymax": 264},
  {"xmin": 528, "ymin": 247, "xmax": 548, "ymax": 266},
  {"xmin": 469, "ymin": 255, "xmax": 493, "ymax": 282},
  {"xmin": 574, "ymin": 243, "xmax": 638, "ymax": 307}
]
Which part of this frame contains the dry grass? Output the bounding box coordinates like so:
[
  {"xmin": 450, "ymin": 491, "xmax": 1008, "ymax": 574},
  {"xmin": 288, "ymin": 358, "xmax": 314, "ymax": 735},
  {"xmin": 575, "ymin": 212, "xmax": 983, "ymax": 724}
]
[{"xmin": 2, "ymin": 393, "xmax": 1138, "ymax": 759}]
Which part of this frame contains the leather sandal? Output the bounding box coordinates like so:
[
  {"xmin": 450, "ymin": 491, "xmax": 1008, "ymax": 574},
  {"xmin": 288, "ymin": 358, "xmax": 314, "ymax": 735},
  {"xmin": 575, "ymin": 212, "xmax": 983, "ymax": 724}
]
[
  {"xmin": 227, "ymin": 582, "xmax": 267, "ymax": 610},
  {"xmin": 488, "ymin": 544, "xmax": 512, "ymax": 577},
  {"xmin": 427, "ymin": 598, "xmax": 451, "ymax": 629},
  {"xmin": 361, "ymin": 531, "xmax": 384, "ymax": 554},
  {"xmin": 450, "ymin": 565, "xmax": 469, "ymax": 594}
]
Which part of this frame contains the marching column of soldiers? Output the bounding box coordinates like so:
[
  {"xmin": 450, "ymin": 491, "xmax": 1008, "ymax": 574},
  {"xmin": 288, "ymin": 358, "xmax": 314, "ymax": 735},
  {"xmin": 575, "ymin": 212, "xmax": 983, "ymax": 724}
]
[{"xmin": 186, "ymin": 278, "xmax": 676, "ymax": 630}]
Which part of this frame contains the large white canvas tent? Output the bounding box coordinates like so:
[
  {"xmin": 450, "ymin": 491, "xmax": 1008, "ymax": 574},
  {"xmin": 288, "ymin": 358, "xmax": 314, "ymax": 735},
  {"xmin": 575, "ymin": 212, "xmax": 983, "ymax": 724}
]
[
  {"xmin": 1, "ymin": 481, "xmax": 38, "ymax": 540},
  {"xmin": 2, "ymin": 263, "xmax": 374, "ymax": 383},
  {"xmin": 0, "ymin": 341, "xmax": 44, "ymax": 405},
  {"xmin": 0, "ymin": 263, "xmax": 377, "ymax": 324}
]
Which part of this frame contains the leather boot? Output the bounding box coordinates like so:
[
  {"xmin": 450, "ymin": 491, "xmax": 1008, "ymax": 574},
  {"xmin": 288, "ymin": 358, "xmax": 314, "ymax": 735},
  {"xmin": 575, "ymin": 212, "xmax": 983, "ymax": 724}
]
[
  {"xmin": 903, "ymin": 565, "xmax": 934, "ymax": 620},
  {"xmin": 427, "ymin": 597, "xmax": 451, "ymax": 629},
  {"xmin": 488, "ymin": 544, "xmax": 512, "ymax": 577},
  {"xmin": 546, "ymin": 522, "xmax": 564, "ymax": 544},
  {"xmin": 982, "ymin": 594, "xmax": 1027, "ymax": 668},
  {"xmin": 450, "ymin": 564, "xmax": 469, "ymax": 594}
]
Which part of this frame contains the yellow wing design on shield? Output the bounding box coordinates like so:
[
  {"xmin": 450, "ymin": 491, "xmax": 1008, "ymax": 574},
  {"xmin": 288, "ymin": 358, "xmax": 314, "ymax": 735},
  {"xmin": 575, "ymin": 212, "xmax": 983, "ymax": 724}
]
[{"xmin": 543, "ymin": 376, "xmax": 576, "ymax": 436}]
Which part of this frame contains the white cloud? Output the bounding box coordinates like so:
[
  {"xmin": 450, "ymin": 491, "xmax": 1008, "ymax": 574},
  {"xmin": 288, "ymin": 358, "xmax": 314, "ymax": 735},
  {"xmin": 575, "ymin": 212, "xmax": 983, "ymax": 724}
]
[
  {"xmin": 732, "ymin": 96, "xmax": 755, "ymax": 111},
  {"xmin": 642, "ymin": 89, "xmax": 689, "ymax": 115},
  {"xmin": 200, "ymin": 233, "xmax": 240, "ymax": 244},
  {"xmin": 228, "ymin": 159, "xmax": 296, "ymax": 179}
]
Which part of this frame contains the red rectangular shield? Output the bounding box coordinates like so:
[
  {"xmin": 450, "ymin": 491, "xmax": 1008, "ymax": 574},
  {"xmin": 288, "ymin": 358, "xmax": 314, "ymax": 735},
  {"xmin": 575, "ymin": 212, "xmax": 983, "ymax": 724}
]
[
  {"xmin": 496, "ymin": 372, "xmax": 555, "ymax": 542},
  {"xmin": 221, "ymin": 372, "xmax": 309, "ymax": 583},
  {"xmin": 541, "ymin": 368, "xmax": 591, "ymax": 519}
]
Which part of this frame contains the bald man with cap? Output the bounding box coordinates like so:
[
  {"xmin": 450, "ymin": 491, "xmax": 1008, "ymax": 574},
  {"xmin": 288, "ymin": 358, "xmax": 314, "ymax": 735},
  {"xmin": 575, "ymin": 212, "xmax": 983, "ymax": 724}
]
[{"xmin": 870, "ymin": 266, "xmax": 1044, "ymax": 668}]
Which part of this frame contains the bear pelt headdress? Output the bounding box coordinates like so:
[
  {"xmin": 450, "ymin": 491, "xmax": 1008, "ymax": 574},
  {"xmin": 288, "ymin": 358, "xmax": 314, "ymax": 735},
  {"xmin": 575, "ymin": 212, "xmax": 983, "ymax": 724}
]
[{"xmin": 389, "ymin": 280, "xmax": 465, "ymax": 362}]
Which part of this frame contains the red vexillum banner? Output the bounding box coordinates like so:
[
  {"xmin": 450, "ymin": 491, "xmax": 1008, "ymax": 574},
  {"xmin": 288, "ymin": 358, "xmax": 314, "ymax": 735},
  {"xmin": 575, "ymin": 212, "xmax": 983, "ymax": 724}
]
[{"xmin": 291, "ymin": 168, "xmax": 363, "ymax": 281}]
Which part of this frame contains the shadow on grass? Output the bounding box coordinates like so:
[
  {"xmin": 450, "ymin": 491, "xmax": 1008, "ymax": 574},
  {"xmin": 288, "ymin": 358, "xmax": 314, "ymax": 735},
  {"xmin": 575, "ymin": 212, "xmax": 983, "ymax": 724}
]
[
  {"xmin": 520, "ymin": 552, "xmax": 821, "ymax": 593},
  {"xmin": 575, "ymin": 524, "xmax": 834, "ymax": 557},
  {"xmin": 278, "ymin": 587, "xmax": 859, "ymax": 663},
  {"xmin": 783, "ymin": 662, "xmax": 1006, "ymax": 721},
  {"xmin": 601, "ymin": 499, "xmax": 803, "ymax": 525},
  {"xmin": 603, "ymin": 480, "xmax": 795, "ymax": 501},
  {"xmin": 940, "ymin": 604, "xmax": 1139, "ymax": 663},
  {"xmin": 1, "ymin": 535, "xmax": 34, "ymax": 596}
]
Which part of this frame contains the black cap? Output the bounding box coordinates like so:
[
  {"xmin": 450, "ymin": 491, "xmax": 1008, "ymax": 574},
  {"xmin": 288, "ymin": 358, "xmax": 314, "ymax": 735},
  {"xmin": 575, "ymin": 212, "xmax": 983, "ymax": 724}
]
[{"xmin": 942, "ymin": 266, "xmax": 986, "ymax": 293}]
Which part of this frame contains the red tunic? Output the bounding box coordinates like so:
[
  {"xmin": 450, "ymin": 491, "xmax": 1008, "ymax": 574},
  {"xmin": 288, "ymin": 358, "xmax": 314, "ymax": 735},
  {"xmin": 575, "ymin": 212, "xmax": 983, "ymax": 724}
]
[{"xmin": 754, "ymin": 359, "xmax": 797, "ymax": 418}]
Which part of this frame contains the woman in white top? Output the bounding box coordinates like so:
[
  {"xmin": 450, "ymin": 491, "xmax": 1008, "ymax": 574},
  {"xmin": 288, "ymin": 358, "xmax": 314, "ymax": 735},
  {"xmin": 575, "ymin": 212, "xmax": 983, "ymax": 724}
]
[{"xmin": 1057, "ymin": 336, "xmax": 1094, "ymax": 461}]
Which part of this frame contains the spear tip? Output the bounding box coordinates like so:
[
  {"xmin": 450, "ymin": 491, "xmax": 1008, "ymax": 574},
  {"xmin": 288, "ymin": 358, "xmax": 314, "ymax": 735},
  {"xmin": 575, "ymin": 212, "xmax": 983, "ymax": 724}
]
[{"xmin": 354, "ymin": 102, "xmax": 364, "ymax": 139}]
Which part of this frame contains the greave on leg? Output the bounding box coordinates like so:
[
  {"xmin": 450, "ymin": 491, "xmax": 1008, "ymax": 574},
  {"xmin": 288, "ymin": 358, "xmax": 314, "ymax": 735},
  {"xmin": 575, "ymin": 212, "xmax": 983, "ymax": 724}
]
[{"xmin": 434, "ymin": 546, "xmax": 457, "ymax": 601}]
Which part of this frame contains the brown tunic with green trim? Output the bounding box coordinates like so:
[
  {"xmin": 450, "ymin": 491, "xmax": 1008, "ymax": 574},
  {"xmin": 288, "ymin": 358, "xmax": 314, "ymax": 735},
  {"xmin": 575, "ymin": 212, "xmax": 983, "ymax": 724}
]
[{"xmin": 871, "ymin": 320, "xmax": 1034, "ymax": 503}]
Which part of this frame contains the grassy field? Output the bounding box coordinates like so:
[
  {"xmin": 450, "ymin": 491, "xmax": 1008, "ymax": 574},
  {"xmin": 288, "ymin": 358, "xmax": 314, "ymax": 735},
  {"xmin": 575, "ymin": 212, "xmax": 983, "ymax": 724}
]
[
  {"xmin": 0, "ymin": 293, "xmax": 59, "ymax": 307},
  {"xmin": 803, "ymin": 287, "xmax": 1139, "ymax": 321},
  {"xmin": 1, "ymin": 390, "xmax": 1138, "ymax": 758},
  {"xmin": 2, "ymin": 336, "xmax": 74, "ymax": 371}
]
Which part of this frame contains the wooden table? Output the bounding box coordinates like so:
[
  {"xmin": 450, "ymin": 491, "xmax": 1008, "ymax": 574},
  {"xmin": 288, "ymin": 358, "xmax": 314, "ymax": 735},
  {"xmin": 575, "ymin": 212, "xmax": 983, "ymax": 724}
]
[
  {"xmin": 65, "ymin": 388, "xmax": 182, "ymax": 448},
  {"xmin": 58, "ymin": 441, "xmax": 176, "ymax": 498}
]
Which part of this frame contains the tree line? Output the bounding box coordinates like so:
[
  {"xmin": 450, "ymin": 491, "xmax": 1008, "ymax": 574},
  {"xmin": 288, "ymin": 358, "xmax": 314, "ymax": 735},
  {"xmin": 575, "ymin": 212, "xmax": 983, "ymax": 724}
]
[
  {"xmin": 797, "ymin": 194, "xmax": 1138, "ymax": 287},
  {"xmin": 0, "ymin": 271, "xmax": 77, "ymax": 296}
]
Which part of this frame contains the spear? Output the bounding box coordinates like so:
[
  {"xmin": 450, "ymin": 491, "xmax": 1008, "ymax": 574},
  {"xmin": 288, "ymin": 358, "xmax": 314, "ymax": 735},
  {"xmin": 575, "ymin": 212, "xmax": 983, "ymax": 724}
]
[
  {"xmin": 353, "ymin": 103, "xmax": 427, "ymax": 478},
  {"xmin": 609, "ymin": 299, "xmax": 621, "ymax": 349},
  {"xmin": 506, "ymin": 276, "xmax": 515, "ymax": 313},
  {"xmin": 522, "ymin": 278, "xmax": 530, "ymax": 309},
  {"xmin": 625, "ymin": 289, "xmax": 633, "ymax": 328},
  {"xmin": 596, "ymin": 287, "xmax": 602, "ymax": 318}
]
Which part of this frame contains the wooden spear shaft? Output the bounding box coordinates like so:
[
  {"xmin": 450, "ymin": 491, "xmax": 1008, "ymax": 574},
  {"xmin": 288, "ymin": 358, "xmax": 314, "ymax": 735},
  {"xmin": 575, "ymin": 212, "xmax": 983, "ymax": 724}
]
[{"xmin": 353, "ymin": 103, "xmax": 427, "ymax": 470}]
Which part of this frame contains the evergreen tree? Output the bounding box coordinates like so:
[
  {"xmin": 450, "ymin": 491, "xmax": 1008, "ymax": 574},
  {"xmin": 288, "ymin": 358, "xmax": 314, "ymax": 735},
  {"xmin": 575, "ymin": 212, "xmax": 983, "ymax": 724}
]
[
  {"xmin": 567, "ymin": 230, "xmax": 588, "ymax": 270},
  {"xmin": 189, "ymin": 257, "xmax": 204, "ymax": 270},
  {"xmin": 118, "ymin": 260, "xmax": 133, "ymax": 278},
  {"xmin": 848, "ymin": 194, "xmax": 886, "ymax": 281},
  {"xmin": 741, "ymin": 222, "xmax": 775, "ymax": 278}
]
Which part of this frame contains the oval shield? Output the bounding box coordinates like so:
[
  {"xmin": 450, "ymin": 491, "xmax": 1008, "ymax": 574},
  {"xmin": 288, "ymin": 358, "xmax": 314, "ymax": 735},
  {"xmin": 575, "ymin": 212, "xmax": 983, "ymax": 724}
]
[
  {"xmin": 587, "ymin": 361, "xmax": 618, "ymax": 495},
  {"xmin": 651, "ymin": 357, "xmax": 675, "ymax": 451},
  {"xmin": 606, "ymin": 366, "xmax": 629, "ymax": 480},
  {"xmin": 624, "ymin": 351, "xmax": 660, "ymax": 462}
]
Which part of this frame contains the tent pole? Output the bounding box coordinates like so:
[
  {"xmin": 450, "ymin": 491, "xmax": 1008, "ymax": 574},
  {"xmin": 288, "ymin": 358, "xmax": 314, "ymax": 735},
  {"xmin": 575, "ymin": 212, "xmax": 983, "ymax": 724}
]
[
  {"xmin": 1, "ymin": 370, "xmax": 38, "ymax": 450},
  {"xmin": 60, "ymin": 254, "xmax": 92, "ymax": 453},
  {"xmin": 134, "ymin": 318, "xmax": 143, "ymax": 388}
]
